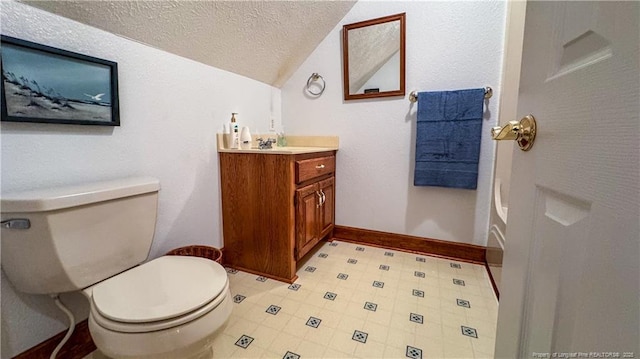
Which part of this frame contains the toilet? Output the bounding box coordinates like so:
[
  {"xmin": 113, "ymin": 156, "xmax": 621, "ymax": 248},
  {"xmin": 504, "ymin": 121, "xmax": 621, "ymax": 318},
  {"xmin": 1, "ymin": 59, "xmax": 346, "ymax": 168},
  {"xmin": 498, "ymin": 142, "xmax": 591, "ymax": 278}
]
[{"xmin": 0, "ymin": 177, "xmax": 232, "ymax": 359}]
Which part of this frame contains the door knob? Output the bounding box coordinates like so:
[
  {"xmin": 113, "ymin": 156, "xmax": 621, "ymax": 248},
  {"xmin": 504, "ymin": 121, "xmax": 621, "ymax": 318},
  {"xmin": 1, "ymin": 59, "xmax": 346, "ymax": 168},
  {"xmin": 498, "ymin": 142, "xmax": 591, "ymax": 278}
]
[{"xmin": 491, "ymin": 114, "xmax": 536, "ymax": 151}]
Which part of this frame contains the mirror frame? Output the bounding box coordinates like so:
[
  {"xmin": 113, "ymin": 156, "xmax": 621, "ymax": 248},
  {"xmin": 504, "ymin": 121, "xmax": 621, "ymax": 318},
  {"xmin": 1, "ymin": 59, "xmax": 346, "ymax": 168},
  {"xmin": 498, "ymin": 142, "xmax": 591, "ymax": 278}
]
[{"xmin": 342, "ymin": 13, "xmax": 406, "ymax": 101}]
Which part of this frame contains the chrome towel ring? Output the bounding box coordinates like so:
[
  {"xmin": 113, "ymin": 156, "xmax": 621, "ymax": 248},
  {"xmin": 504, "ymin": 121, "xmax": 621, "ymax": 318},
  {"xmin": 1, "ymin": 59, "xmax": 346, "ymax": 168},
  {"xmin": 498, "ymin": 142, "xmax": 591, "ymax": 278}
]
[{"xmin": 306, "ymin": 73, "xmax": 326, "ymax": 96}]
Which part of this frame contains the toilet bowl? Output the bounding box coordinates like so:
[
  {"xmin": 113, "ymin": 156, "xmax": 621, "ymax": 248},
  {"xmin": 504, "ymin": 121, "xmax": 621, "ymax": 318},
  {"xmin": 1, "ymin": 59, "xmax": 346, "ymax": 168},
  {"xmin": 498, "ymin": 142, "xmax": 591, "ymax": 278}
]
[
  {"xmin": 0, "ymin": 177, "xmax": 233, "ymax": 358},
  {"xmin": 84, "ymin": 256, "xmax": 232, "ymax": 359}
]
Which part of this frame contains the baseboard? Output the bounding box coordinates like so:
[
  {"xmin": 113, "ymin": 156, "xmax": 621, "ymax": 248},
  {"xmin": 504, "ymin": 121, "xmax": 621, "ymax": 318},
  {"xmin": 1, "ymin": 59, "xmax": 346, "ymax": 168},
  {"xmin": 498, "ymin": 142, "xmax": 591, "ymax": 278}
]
[
  {"xmin": 225, "ymin": 264, "xmax": 298, "ymax": 284},
  {"xmin": 333, "ymin": 225, "xmax": 486, "ymax": 264},
  {"xmin": 13, "ymin": 319, "xmax": 95, "ymax": 359},
  {"xmin": 485, "ymin": 262, "xmax": 501, "ymax": 300}
]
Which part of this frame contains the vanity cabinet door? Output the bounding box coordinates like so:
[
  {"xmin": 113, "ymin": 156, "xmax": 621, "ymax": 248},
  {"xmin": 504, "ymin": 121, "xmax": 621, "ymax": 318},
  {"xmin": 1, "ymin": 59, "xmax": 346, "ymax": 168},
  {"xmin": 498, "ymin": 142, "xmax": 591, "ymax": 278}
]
[
  {"xmin": 318, "ymin": 176, "xmax": 335, "ymax": 239},
  {"xmin": 295, "ymin": 183, "xmax": 320, "ymax": 260}
]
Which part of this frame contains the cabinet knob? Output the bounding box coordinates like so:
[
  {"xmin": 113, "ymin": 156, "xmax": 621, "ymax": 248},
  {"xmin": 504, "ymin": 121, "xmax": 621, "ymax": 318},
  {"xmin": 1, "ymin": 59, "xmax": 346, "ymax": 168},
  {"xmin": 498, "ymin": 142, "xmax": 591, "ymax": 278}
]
[{"xmin": 315, "ymin": 164, "xmax": 325, "ymax": 169}]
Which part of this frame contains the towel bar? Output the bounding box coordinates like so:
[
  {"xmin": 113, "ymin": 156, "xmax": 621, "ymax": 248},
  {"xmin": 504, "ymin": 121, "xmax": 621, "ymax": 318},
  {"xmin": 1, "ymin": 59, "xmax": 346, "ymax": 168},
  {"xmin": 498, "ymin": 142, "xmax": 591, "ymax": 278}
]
[{"xmin": 409, "ymin": 87, "xmax": 492, "ymax": 103}]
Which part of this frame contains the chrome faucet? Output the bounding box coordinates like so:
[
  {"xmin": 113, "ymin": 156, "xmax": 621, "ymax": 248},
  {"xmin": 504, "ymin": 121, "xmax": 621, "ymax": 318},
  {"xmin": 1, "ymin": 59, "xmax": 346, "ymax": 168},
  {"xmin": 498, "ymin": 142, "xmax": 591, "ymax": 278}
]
[{"xmin": 257, "ymin": 138, "xmax": 276, "ymax": 149}]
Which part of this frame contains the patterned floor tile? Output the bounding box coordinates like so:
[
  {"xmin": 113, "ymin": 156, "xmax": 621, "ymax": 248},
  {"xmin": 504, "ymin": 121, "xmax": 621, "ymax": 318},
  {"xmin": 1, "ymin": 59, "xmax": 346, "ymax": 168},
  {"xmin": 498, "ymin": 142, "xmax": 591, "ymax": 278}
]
[
  {"xmin": 461, "ymin": 325, "xmax": 479, "ymax": 338},
  {"xmin": 364, "ymin": 301, "xmax": 377, "ymax": 311},
  {"xmin": 266, "ymin": 305, "xmax": 281, "ymax": 315},
  {"xmin": 409, "ymin": 313, "xmax": 424, "ymax": 324},
  {"xmin": 453, "ymin": 278, "xmax": 466, "ymax": 286},
  {"xmin": 306, "ymin": 316, "xmax": 322, "ymax": 328},
  {"xmin": 235, "ymin": 335, "xmax": 254, "ymax": 349},
  {"xmin": 323, "ymin": 291, "xmax": 337, "ymax": 300},
  {"xmin": 406, "ymin": 345, "xmax": 423, "ymax": 359},
  {"xmin": 352, "ymin": 330, "xmax": 368, "ymax": 343},
  {"xmin": 283, "ymin": 351, "xmax": 300, "ymax": 359}
]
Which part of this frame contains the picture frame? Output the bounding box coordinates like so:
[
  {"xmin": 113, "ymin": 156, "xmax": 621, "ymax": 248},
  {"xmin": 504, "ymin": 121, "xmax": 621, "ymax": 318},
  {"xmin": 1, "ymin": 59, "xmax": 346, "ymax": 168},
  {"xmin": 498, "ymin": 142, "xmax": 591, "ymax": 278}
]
[{"xmin": 1, "ymin": 35, "xmax": 120, "ymax": 126}]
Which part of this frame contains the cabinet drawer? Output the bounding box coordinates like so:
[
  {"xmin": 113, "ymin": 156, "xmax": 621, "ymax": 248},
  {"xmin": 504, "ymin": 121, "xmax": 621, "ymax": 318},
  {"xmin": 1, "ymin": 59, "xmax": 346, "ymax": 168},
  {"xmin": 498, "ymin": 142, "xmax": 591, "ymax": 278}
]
[{"xmin": 296, "ymin": 155, "xmax": 335, "ymax": 183}]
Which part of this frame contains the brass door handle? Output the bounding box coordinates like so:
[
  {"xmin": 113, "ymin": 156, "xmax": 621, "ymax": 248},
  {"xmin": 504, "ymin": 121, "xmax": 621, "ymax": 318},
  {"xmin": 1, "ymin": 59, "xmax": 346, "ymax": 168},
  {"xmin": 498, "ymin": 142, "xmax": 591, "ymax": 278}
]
[{"xmin": 491, "ymin": 114, "xmax": 537, "ymax": 151}]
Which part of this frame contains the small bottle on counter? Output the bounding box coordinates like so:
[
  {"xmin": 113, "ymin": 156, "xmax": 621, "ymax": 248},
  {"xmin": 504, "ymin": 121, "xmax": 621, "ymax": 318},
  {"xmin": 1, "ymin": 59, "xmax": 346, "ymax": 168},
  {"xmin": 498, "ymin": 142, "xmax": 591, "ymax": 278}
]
[
  {"xmin": 276, "ymin": 126, "xmax": 287, "ymax": 147},
  {"xmin": 240, "ymin": 126, "xmax": 252, "ymax": 149},
  {"xmin": 222, "ymin": 123, "xmax": 230, "ymax": 149}
]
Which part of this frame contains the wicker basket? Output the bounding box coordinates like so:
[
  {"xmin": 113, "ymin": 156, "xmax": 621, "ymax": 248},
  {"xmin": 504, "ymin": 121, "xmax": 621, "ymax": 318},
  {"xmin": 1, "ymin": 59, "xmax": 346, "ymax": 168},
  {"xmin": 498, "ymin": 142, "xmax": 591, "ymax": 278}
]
[{"xmin": 165, "ymin": 245, "xmax": 222, "ymax": 264}]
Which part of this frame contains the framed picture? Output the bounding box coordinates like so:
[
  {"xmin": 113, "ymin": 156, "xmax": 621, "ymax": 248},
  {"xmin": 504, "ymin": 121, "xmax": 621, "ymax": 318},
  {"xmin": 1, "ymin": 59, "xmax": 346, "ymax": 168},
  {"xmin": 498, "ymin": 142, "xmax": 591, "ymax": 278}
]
[{"xmin": 1, "ymin": 35, "xmax": 119, "ymax": 126}]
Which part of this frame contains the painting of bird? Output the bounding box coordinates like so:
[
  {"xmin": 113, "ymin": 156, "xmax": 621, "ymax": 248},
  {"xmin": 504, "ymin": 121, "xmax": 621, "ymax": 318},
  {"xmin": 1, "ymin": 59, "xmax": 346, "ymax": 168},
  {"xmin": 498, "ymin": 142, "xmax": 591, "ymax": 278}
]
[{"xmin": 84, "ymin": 93, "xmax": 105, "ymax": 101}]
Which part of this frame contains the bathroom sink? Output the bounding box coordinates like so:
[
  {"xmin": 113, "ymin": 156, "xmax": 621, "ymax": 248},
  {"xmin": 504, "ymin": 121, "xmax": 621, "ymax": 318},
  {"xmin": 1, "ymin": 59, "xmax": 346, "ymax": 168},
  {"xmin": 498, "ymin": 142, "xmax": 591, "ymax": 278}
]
[{"xmin": 219, "ymin": 146, "xmax": 336, "ymax": 154}]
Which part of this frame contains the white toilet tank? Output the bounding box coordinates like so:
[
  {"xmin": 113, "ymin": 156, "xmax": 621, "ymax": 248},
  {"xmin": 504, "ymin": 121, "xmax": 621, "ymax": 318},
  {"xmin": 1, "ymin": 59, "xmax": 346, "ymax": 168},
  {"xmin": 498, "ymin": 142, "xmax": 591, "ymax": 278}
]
[{"xmin": 1, "ymin": 177, "xmax": 160, "ymax": 294}]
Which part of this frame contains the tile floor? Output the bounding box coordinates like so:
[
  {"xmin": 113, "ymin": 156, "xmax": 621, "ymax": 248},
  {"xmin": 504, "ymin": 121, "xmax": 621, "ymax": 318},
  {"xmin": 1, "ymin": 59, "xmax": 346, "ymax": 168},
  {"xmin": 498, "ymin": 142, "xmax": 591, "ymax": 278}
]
[{"xmin": 86, "ymin": 240, "xmax": 498, "ymax": 358}]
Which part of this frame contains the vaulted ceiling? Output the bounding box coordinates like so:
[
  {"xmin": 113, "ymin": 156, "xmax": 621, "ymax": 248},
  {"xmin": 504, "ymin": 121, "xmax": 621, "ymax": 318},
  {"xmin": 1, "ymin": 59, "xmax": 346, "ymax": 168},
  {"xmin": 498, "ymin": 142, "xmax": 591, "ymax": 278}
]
[{"xmin": 21, "ymin": 1, "xmax": 356, "ymax": 87}]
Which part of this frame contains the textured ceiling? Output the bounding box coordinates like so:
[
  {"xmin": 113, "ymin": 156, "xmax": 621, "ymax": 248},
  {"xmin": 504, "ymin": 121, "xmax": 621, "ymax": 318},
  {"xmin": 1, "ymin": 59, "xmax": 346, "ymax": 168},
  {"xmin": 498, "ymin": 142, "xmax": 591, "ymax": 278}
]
[{"xmin": 21, "ymin": 0, "xmax": 356, "ymax": 87}]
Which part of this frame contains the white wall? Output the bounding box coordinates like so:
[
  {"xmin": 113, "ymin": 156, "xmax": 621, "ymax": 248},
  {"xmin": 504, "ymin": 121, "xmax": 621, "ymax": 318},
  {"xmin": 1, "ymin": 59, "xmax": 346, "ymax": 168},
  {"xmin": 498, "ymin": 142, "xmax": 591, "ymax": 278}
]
[
  {"xmin": 0, "ymin": 2, "xmax": 278, "ymax": 357},
  {"xmin": 282, "ymin": 1, "xmax": 506, "ymax": 246}
]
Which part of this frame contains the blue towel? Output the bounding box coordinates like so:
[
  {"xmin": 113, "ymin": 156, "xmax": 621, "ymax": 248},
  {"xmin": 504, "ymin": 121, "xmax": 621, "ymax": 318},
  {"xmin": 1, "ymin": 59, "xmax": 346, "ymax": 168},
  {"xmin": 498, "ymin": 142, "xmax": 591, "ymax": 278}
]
[{"xmin": 414, "ymin": 88, "xmax": 485, "ymax": 189}]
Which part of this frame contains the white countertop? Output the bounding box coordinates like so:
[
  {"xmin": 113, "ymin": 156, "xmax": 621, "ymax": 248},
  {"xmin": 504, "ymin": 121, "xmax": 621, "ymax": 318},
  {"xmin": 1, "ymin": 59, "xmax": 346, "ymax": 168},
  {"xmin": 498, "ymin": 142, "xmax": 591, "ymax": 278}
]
[
  {"xmin": 216, "ymin": 134, "xmax": 338, "ymax": 154},
  {"xmin": 218, "ymin": 146, "xmax": 337, "ymax": 155}
]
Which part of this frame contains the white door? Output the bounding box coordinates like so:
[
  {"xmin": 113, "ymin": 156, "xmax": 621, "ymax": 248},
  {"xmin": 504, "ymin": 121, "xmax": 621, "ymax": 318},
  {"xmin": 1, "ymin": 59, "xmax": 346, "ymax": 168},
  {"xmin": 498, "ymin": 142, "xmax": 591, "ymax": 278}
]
[{"xmin": 495, "ymin": 2, "xmax": 639, "ymax": 358}]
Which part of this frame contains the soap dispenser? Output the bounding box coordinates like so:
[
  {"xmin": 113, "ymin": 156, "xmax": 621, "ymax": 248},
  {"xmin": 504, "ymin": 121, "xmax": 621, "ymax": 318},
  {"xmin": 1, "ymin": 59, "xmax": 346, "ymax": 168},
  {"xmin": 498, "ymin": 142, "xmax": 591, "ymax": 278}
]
[{"xmin": 230, "ymin": 113, "xmax": 240, "ymax": 149}]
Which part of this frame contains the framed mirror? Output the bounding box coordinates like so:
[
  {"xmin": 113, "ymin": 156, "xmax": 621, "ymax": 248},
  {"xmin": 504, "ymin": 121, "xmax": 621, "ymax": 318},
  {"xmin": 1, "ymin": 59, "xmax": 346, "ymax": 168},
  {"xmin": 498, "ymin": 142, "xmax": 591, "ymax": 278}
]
[{"xmin": 342, "ymin": 13, "xmax": 406, "ymax": 101}]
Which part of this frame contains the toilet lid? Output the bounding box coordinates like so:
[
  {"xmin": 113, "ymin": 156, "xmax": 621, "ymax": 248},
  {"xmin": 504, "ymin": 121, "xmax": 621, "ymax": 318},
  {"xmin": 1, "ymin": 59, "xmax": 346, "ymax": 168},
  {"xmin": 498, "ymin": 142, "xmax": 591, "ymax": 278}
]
[{"xmin": 91, "ymin": 256, "xmax": 227, "ymax": 323}]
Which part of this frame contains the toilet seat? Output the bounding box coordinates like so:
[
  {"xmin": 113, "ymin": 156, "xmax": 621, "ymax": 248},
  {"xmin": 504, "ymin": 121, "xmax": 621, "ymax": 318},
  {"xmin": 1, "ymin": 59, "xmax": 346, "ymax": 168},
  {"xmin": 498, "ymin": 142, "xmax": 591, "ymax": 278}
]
[
  {"xmin": 87, "ymin": 256, "xmax": 229, "ymax": 333},
  {"xmin": 90, "ymin": 280, "xmax": 230, "ymax": 333}
]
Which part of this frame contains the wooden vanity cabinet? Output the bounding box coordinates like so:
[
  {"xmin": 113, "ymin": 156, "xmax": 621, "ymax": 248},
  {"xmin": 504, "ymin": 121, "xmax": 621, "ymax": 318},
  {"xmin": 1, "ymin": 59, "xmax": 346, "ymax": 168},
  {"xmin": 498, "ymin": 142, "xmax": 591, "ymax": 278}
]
[{"xmin": 219, "ymin": 150, "xmax": 336, "ymax": 283}]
